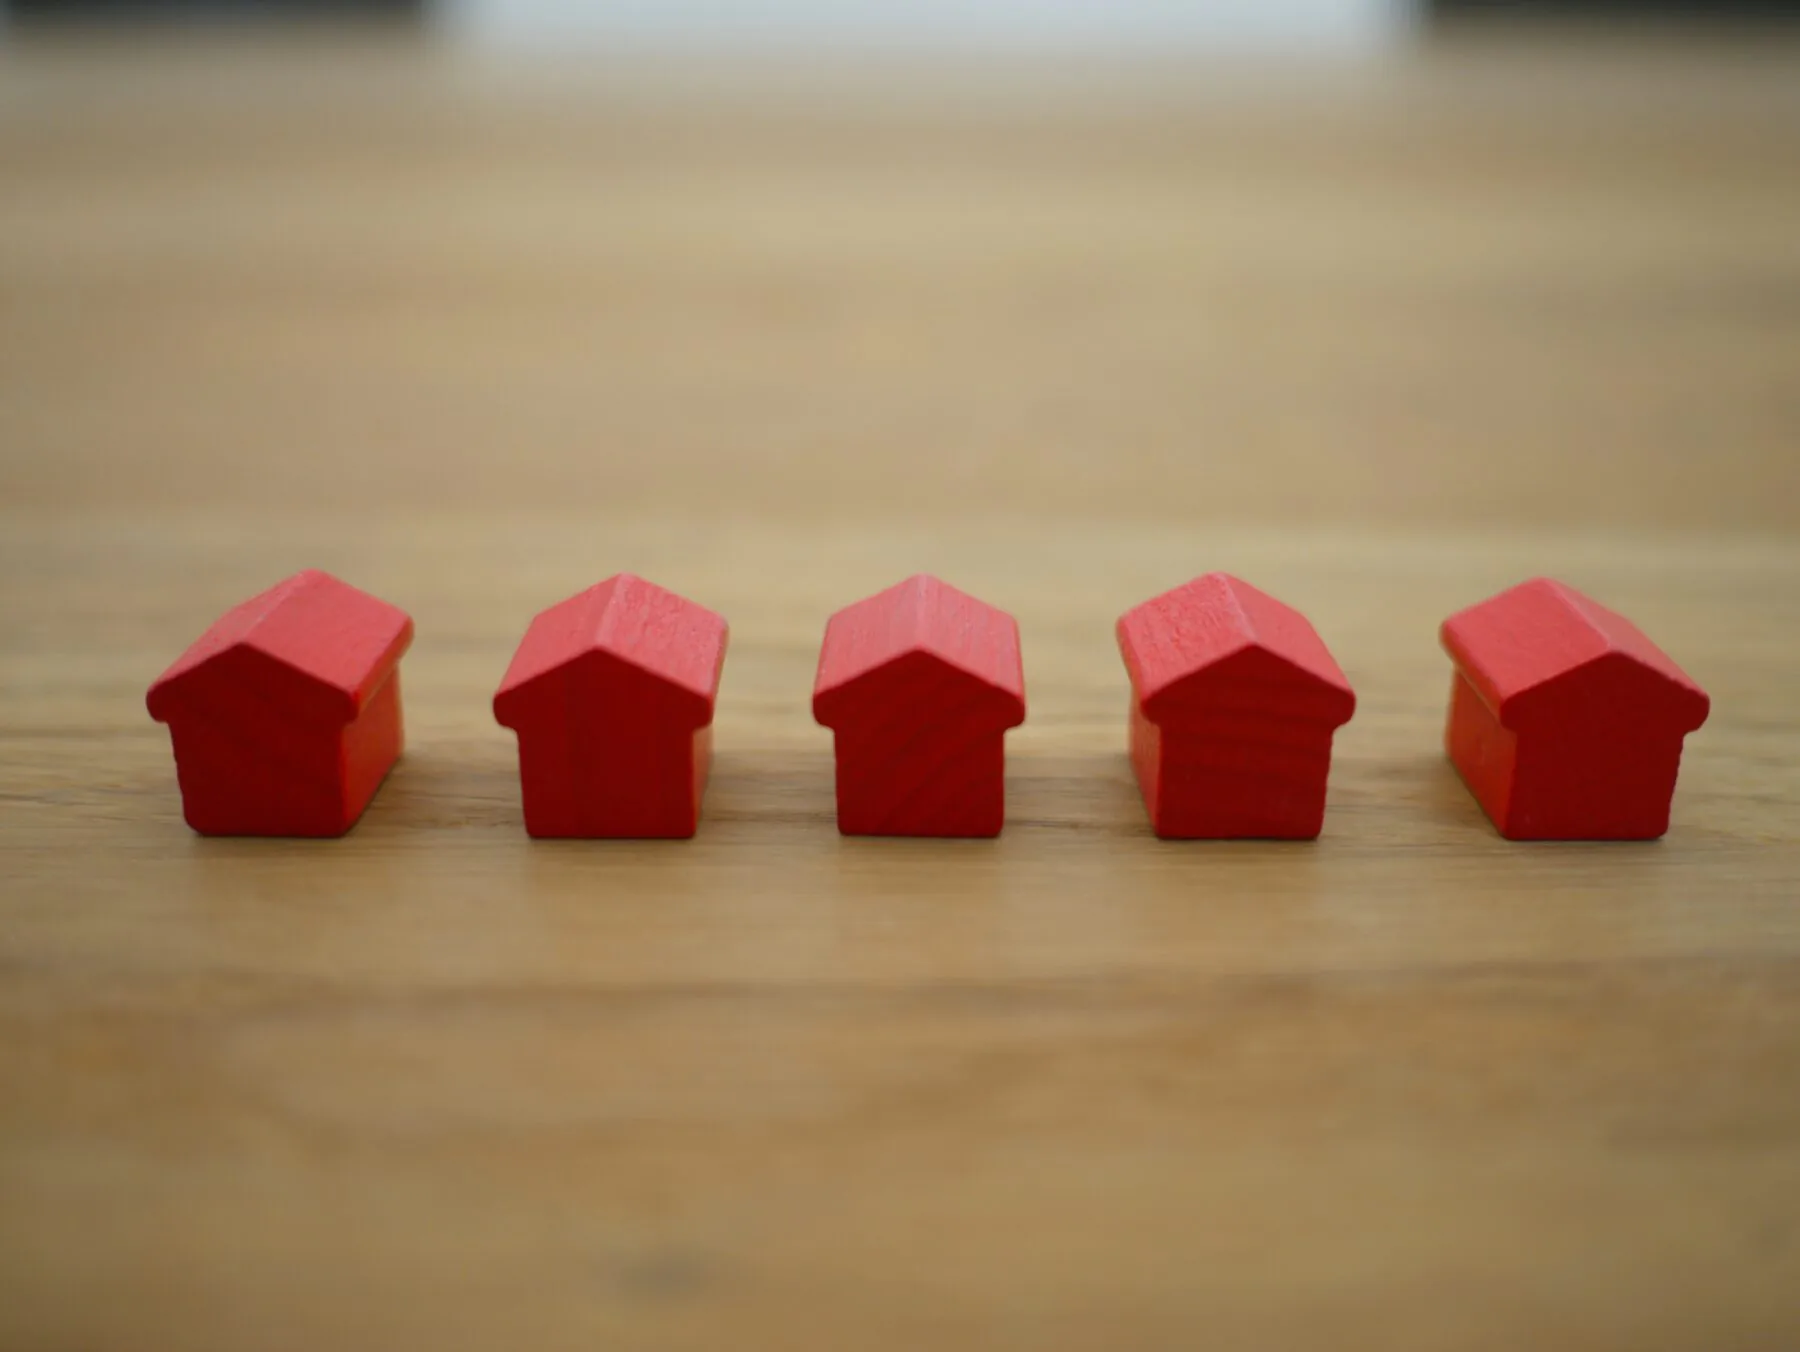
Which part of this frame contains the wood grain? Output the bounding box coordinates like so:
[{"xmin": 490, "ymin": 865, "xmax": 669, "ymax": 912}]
[{"xmin": 2, "ymin": 33, "xmax": 1799, "ymax": 1352}]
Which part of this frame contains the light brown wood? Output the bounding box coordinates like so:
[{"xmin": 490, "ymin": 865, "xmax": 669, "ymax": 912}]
[{"xmin": 3, "ymin": 33, "xmax": 1800, "ymax": 1352}]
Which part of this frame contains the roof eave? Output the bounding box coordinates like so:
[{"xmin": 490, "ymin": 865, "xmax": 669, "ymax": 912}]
[
  {"xmin": 147, "ymin": 642, "xmax": 369, "ymax": 728},
  {"xmin": 496, "ymin": 643, "xmax": 720, "ymax": 731},
  {"xmin": 813, "ymin": 647, "xmax": 1025, "ymax": 732}
]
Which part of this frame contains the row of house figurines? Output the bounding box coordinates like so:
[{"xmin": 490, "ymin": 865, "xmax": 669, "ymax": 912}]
[{"xmin": 145, "ymin": 571, "xmax": 1712, "ymax": 843}]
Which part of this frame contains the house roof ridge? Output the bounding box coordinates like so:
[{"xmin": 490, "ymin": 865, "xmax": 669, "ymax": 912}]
[{"xmin": 233, "ymin": 569, "xmax": 323, "ymax": 648}]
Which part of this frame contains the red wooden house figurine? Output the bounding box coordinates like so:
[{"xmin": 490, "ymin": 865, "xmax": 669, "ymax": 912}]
[
  {"xmin": 813, "ymin": 574, "xmax": 1026, "ymax": 837},
  {"xmin": 146, "ymin": 569, "xmax": 414, "ymax": 836},
  {"xmin": 1116, "ymin": 573, "xmax": 1356, "ymax": 839},
  {"xmin": 493, "ymin": 574, "xmax": 728, "ymax": 838},
  {"xmin": 1440, "ymin": 577, "xmax": 1710, "ymax": 840}
]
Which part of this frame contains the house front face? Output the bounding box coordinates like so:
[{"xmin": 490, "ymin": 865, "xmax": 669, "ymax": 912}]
[
  {"xmin": 1449, "ymin": 670, "xmax": 1688, "ymax": 840},
  {"xmin": 1133, "ymin": 700, "xmax": 1339, "ymax": 839},
  {"xmin": 1447, "ymin": 637, "xmax": 1706, "ymax": 840},
  {"xmin": 832, "ymin": 716, "xmax": 1007, "ymax": 837},
  {"xmin": 815, "ymin": 642, "xmax": 1024, "ymax": 838},
  {"xmin": 512, "ymin": 715, "xmax": 705, "ymax": 838},
  {"xmin": 499, "ymin": 654, "xmax": 714, "ymax": 839},
  {"xmin": 1506, "ymin": 728, "xmax": 1686, "ymax": 839},
  {"xmin": 162, "ymin": 670, "xmax": 403, "ymax": 837}
]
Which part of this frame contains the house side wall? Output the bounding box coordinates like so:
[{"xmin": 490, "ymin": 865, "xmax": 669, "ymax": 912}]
[
  {"xmin": 1129, "ymin": 696, "xmax": 1162, "ymax": 829},
  {"xmin": 340, "ymin": 670, "xmax": 406, "ymax": 828},
  {"xmin": 1445, "ymin": 671, "xmax": 1518, "ymax": 834}
]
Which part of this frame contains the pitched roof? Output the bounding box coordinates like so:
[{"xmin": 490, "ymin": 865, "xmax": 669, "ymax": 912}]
[
  {"xmin": 1440, "ymin": 577, "xmax": 1709, "ymax": 732},
  {"xmin": 492, "ymin": 574, "xmax": 727, "ymax": 729},
  {"xmin": 1116, "ymin": 573, "xmax": 1354, "ymax": 727},
  {"xmin": 812, "ymin": 574, "xmax": 1025, "ymax": 730},
  {"xmin": 147, "ymin": 569, "xmax": 413, "ymax": 726}
]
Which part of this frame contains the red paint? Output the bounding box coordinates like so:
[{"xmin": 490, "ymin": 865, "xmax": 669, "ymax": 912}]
[
  {"xmin": 813, "ymin": 574, "xmax": 1025, "ymax": 837},
  {"xmin": 146, "ymin": 569, "xmax": 413, "ymax": 836},
  {"xmin": 1116, "ymin": 573, "xmax": 1355, "ymax": 839},
  {"xmin": 1440, "ymin": 577, "xmax": 1709, "ymax": 840},
  {"xmin": 493, "ymin": 574, "xmax": 728, "ymax": 838}
]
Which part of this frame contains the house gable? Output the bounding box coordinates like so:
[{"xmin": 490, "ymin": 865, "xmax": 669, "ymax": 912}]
[
  {"xmin": 813, "ymin": 646, "xmax": 1025, "ymax": 734},
  {"xmin": 1501, "ymin": 649, "xmax": 1711, "ymax": 736},
  {"xmin": 1140, "ymin": 643, "xmax": 1355, "ymax": 730}
]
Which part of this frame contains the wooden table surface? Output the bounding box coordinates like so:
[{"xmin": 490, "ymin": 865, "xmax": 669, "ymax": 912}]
[{"xmin": 3, "ymin": 32, "xmax": 1799, "ymax": 1352}]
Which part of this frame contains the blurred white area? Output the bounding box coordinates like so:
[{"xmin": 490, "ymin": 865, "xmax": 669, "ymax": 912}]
[{"xmin": 439, "ymin": 0, "xmax": 1414, "ymax": 54}]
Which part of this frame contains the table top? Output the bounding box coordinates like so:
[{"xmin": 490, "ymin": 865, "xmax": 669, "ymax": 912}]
[{"xmin": 3, "ymin": 33, "xmax": 1799, "ymax": 1352}]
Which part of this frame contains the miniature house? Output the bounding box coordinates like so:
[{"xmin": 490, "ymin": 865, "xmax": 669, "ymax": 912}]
[
  {"xmin": 1440, "ymin": 577, "xmax": 1710, "ymax": 840},
  {"xmin": 492, "ymin": 574, "xmax": 728, "ymax": 838},
  {"xmin": 813, "ymin": 574, "xmax": 1026, "ymax": 837},
  {"xmin": 1116, "ymin": 573, "xmax": 1356, "ymax": 839},
  {"xmin": 146, "ymin": 569, "xmax": 414, "ymax": 836}
]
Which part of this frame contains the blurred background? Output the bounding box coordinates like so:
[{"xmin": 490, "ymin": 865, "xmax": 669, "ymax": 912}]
[
  {"xmin": 2, "ymin": 0, "xmax": 1798, "ymax": 542},
  {"xmin": 3, "ymin": 0, "xmax": 1800, "ymax": 40}
]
